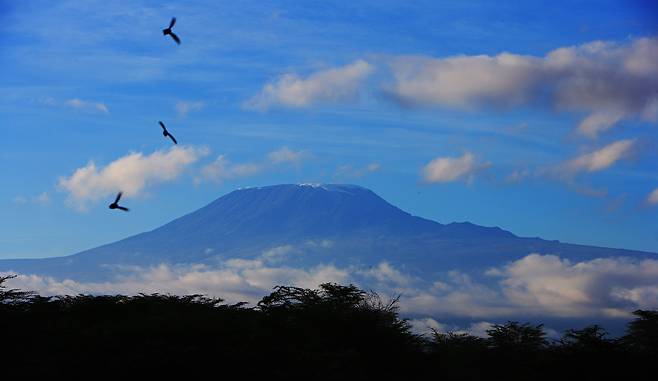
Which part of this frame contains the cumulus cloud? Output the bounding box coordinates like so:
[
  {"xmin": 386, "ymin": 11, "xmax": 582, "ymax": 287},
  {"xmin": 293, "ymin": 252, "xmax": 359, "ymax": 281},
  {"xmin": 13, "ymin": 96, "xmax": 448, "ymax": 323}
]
[
  {"xmin": 408, "ymin": 317, "xmax": 450, "ymax": 336},
  {"xmin": 558, "ymin": 139, "xmax": 635, "ymax": 176},
  {"xmin": 387, "ymin": 37, "xmax": 658, "ymax": 137},
  {"xmin": 422, "ymin": 152, "xmax": 489, "ymax": 183},
  {"xmin": 490, "ymin": 254, "xmax": 658, "ymax": 317},
  {"xmin": 388, "ymin": 53, "xmax": 542, "ymax": 109},
  {"xmin": 399, "ymin": 255, "xmax": 658, "ymax": 319},
  {"xmin": 245, "ymin": 60, "xmax": 374, "ymax": 110},
  {"xmin": 359, "ymin": 262, "xmax": 415, "ymax": 287},
  {"xmin": 59, "ymin": 146, "xmax": 207, "ymax": 209},
  {"xmin": 65, "ymin": 98, "xmax": 109, "ymax": 113},
  {"xmin": 199, "ymin": 147, "xmax": 309, "ymax": 184},
  {"xmin": 175, "ymin": 101, "xmax": 204, "ymax": 118}
]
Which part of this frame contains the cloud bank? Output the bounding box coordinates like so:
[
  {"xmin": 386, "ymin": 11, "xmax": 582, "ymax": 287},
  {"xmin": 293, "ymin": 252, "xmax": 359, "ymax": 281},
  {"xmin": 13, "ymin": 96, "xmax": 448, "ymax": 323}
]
[
  {"xmin": 5, "ymin": 253, "xmax": 658, "ymax": 320},
  {"xmin": 387, "ymin": 37, "xmax": 658, "ymax": 137}
]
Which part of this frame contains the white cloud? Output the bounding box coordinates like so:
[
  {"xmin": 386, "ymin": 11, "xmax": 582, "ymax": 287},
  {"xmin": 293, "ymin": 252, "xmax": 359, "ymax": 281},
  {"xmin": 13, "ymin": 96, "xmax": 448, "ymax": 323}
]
[
  {"xmin": 408, "ymin": 317, "xmax": 449, "ymax": 336},
  {"xmin": 388, "ymin": 53, "xmax": 541, "ymax": 109},
  {"xmin": 175, "ymin": 101, "xmax": 204, "ymax": 118},
  {"xmin": 359, "ymin": 262, "xmax": 415, "ymax": 287},
  {"xmin": 267, "ymin": 146, "xmax": 309, "ymax": 165},
  {"xmin": 387, "ymin": 37, "xmax": 658, "ymax": 137},
  {"xmin": 422, "ymin": 152, "xmax": 488, "ymax": 183},
  {"xmin": 260, "ymin": 245, "xmax": 296, "ymax": 263},
  {"xmin": 41, "ymin": 97, "xmax": 109, "ymax": 113},
  {"xmin": 491, "ymin": 254, "xmax": 658, "ymax": 317},
  {"xmin": 505, "ymin": 169, "xmax": 529, "ymax": 183},
  {"xmin": 410, "ymin": 319, "xmax": 496, "ymax": 338},
  {"xmin": 245, "ymin": 60, "xmax": 374, "ymax": 110},
  {"xmin": 59, "ymin": 146, "xmax": 207, "ymax": 209},
  {"xmin": 199, "ymin": 147, "xmax": 309, "ymax": 184},
  {"xmin": 577, "ymin": 111, "xmax": 626, "ymax": 138},
  {"xmin": 457, "ymin": 322, "xmax": 495, "ymax": 338},
  {"xmin": 560, "ymin": 139, "xmax": 635, "ymax": 175},
  {"xmin": 12, "ymin": 196, "xmax": 28, "ymax": 205},
  {"xmin": 3, "ymin": 262, "xmax": 350, "ymax": 305},
  {"xmin": 34, "ymin": 192, "xmax": 50, "ymax": 205},
  {"xmin": 647, "ymin": 188, "xmax": 658, "ymax": 205},
  {"xmin": 399, "ymin": 255, "xmax": 658, "ymax": 319},
  {"xmin": 12, "ymin": 192, "xmax": 51, "ymax": 206},
  {"xmin": 305, "ymin": 239, "xmax": 334, "ymax": 249},
  {"xmin": 200, "ymin": 155, "xmax": 262, "ymax": 183},
  {"xmin": 333, "ymin": 162, "xmax": 381, "ymax": 180},
  {"xmin": 65, "ymin": 98, "xmax": 109, "ymax": 113}
]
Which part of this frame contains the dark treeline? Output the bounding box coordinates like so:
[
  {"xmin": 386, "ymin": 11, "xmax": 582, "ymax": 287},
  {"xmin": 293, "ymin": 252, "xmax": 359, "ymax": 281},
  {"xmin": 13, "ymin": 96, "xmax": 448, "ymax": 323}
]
[{"xmin": 1, "ymin": 275, "xmax": 657, "ymax": 379}]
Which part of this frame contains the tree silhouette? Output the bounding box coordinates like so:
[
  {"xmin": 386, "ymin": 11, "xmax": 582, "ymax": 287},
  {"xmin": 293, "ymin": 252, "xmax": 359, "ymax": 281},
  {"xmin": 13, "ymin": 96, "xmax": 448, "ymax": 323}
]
[
  {"xmin": 560, "ymin": 325, "xmax": 612, "ymax": 352},
  {"xmin": 622, "ymin": 309, "xmax": 658, "ymax": 355},
  {"xmin": 486, "ymin": 321, "xmax": 547, "ymax": 351},
  {"xmin": 1, "ymin": 280, "xmax": 658, "ymax": 379},
  {"xmin": 0, "ymin": 274, "xmax": 34, "ymax": 304}
]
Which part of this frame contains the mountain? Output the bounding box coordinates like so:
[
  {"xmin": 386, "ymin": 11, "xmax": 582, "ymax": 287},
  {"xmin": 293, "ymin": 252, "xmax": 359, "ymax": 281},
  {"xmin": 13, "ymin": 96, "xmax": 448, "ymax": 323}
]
[{"xmin": 1, "ymin": 184, "xmax": 654, "ymax": 281}]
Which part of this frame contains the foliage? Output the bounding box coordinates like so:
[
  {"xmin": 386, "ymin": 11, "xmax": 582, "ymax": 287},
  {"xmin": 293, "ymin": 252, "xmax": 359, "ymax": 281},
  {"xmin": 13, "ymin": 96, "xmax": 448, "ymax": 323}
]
[
  {"xmin": 0, "ymin": 280, "xmax": 657, "ymax": 379},
  {"xmin": 486, "ymin": 321, "xmax": 547, "ymax": 351},
  {"xmin": 622, "ymin": 309, "xmax": 658, "ymax": 354},
  {"xmin": 0, "ymin": 274, "xmax": 35, "ymax": 304}
]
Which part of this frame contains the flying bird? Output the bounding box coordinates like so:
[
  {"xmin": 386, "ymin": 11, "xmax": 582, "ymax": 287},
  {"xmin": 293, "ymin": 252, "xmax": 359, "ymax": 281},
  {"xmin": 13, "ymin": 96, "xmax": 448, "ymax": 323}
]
[
  {"xmin": 108, "ymin": 192, "xmax": 129, "ymax": 212},
  {"xmin": 159, "ymin": 121, "xmax": 178, "ymax": 144},
  {"xmin": 162, "ymin": 17, "xmax": 181, "ymax": 45}
]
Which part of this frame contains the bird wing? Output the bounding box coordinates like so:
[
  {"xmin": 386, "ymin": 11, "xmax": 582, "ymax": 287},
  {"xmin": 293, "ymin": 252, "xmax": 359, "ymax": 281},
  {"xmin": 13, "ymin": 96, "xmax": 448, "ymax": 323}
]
[
  {"xmin": 169, "ymin": 17, "xmax": 176, "ymax": 29},
  {"xmin": 159, "ymin": 121, "xmax": 166, "ymax": 130},
  {"xmin": 168, "ymin": 132, "xmax": 178, "ymax": 145},
  {"xmin": 117, "ymin": 206, "xmax": 130, "ymax": 212},
  {"xmin": 114, "ymin": 192, "xmax": 123, "ymax": 203},
  {"xmin": 170, "ymin": 32, "xmax": 181, "ymax": 45}
]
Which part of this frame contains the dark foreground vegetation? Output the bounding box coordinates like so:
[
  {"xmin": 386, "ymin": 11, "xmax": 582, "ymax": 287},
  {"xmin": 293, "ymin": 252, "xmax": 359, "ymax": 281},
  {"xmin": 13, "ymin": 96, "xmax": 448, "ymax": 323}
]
[{"xmin": 1, "ymin": 275, "xmax": 657, "ymax": 379}]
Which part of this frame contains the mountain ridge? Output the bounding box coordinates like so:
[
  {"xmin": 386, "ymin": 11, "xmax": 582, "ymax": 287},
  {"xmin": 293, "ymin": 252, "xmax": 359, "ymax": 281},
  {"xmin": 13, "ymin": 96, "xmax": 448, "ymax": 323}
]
[{"xmin": 0, "ymin": 184, "xmax": 654, "ymax": 281}]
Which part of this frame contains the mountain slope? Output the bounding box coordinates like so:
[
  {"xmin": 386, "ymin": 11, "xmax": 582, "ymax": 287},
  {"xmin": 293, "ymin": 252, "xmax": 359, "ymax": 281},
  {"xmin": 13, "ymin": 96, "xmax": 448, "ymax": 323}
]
[{"xmin": 1, "ymin": 184, "xmax": 654, "ymax": 281}]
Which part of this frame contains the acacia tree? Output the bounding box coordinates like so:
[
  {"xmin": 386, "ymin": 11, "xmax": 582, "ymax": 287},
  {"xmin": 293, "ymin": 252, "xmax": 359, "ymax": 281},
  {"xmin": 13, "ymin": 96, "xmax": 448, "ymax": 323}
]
[
  {"xmin": 0, "ymin": 274, "xmax": 34, "ymax": 304},
  {"xmin": 560, "ymin": 325, "xmax": 613, "ymax": 352},
  {"xmin": 622, "ymin": 310, "xmax": 658, "ymax": 355},
  {"xmin": 486, "ymin": 321, "xmax": 547, "ymax": 351}
]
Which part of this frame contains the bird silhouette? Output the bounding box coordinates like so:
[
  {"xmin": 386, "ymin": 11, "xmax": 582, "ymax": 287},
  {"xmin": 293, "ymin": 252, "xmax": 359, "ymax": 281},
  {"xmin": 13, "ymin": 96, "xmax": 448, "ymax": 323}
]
[
  {"xmin": 159, "ymin": 121, "xmax": 178, "ymax": 144},
  {"xmin": 108, "ymin": 192, "xmax": 129, "ymax": 212},
  {"xmin": 162, "ymin": 17, "xmax": 181, "ymax": 45}
]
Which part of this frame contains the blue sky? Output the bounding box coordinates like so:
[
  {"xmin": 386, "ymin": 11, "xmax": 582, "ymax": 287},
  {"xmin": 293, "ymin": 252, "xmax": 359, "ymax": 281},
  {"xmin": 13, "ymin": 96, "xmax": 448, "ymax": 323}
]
[{"xmin": 2, "ymin": 0, "xmax": 658, "ymax": 259}]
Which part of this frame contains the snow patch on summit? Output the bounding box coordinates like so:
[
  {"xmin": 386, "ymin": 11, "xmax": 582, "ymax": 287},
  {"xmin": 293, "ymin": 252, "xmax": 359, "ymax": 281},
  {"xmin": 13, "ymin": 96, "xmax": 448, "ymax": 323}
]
[{"xmin": 297, "ymin": 183, "xmax": 324, "ymax": 188}]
